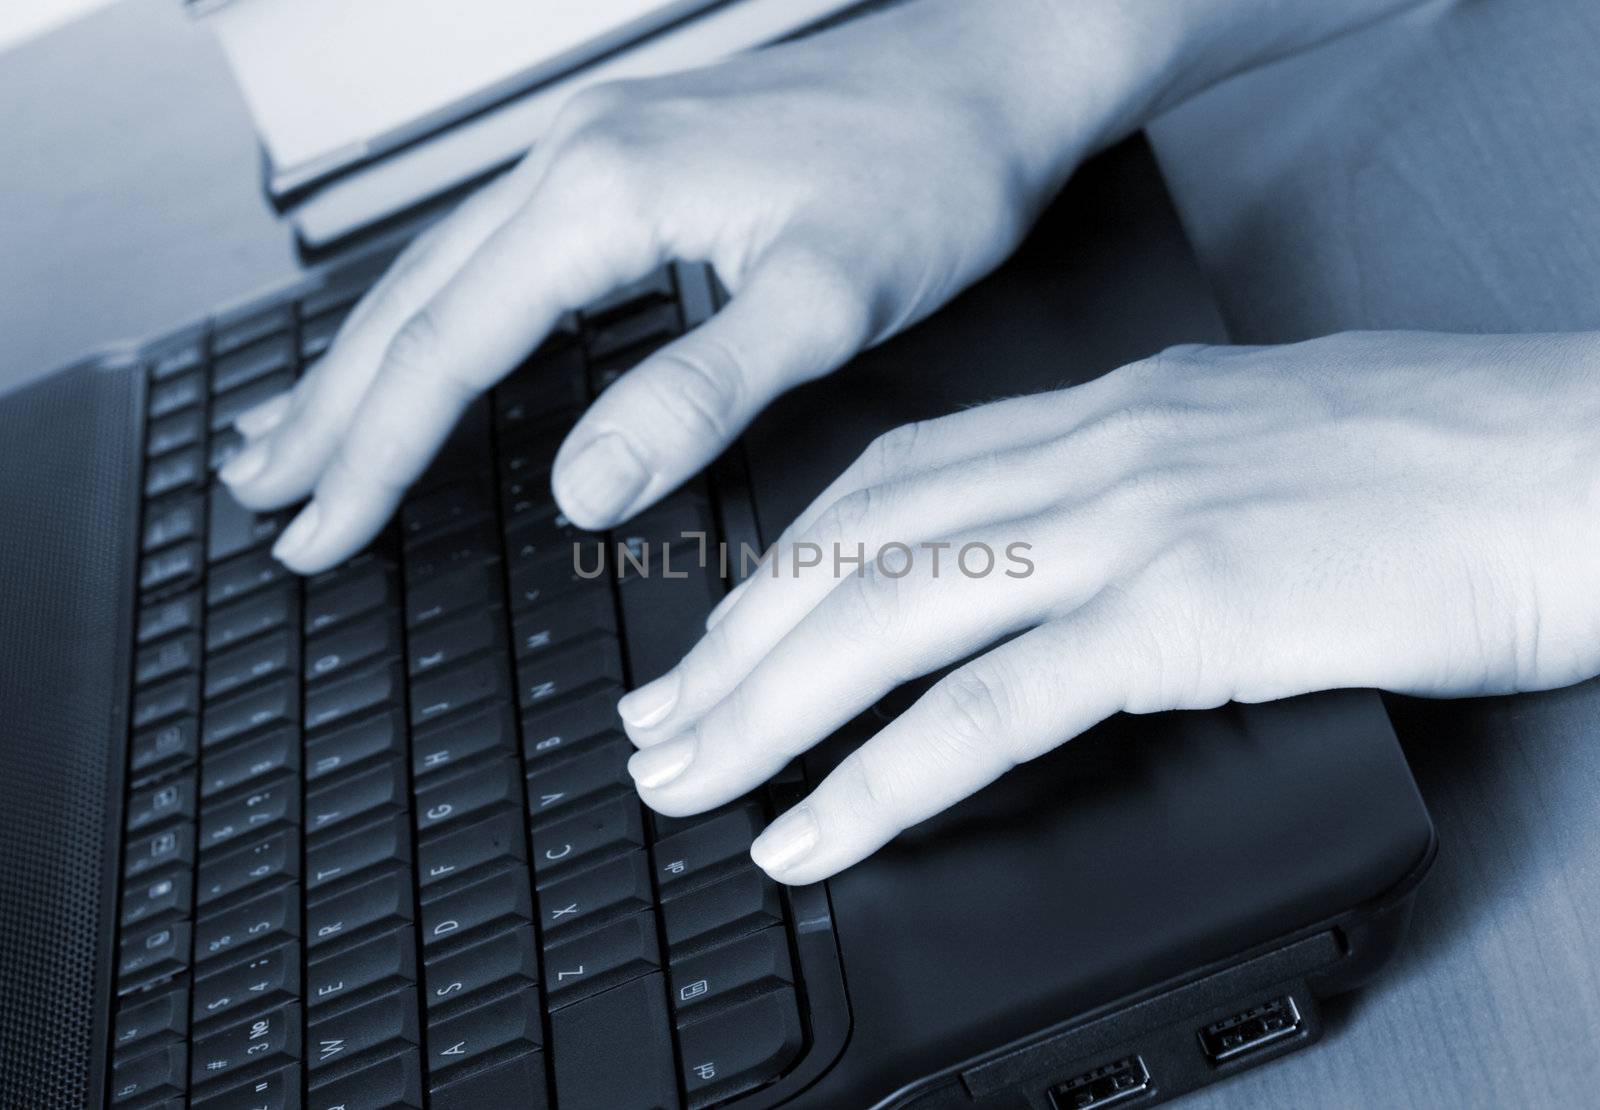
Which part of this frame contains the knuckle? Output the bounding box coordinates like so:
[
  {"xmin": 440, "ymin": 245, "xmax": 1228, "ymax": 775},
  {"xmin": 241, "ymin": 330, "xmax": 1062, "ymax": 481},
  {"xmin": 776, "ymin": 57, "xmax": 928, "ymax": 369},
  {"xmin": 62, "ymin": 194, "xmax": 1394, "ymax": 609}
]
[
  {"xmin": 643, "ymin": 343, "xmax": 744, "ymax": 444},
  {"xmin": 928, "ymin": 666, "xmax": 1012, "ymax": 759},
  {"xmin": 767, "ymin": 243, "xmax": 872, "ymax": 350},
  {"xmin": 811, "ymin": 486, "xmax": 878, "ymax": 548},
  {"xmin": 861, "ymin": 421, "xmax": 927, "ymax": 483},
  {"xmin": 1100, "ymin": 464, "xmax": 1196, "ymax": 517},
  {"xmin": 384, "ymin": 306, "xmax": 446, "ymax": 384},
  {"xmin": 833, "ymin": 566, "xmax": 904, "ymax": 644},
  {"xmin": 560, "ymin": 81, "xmax": 634, "ymax": 129},
  {"xmin": 557, "ymin": 120, "xmax": 648, "ymax": 202}
]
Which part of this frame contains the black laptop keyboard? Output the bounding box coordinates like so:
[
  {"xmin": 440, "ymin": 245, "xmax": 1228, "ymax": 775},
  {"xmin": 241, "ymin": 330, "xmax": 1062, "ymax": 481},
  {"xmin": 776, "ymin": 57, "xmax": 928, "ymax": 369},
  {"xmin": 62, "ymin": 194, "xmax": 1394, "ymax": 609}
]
[{"xmin": 108, "ymin": 262, "xmax": 816, "ymax": 1110}]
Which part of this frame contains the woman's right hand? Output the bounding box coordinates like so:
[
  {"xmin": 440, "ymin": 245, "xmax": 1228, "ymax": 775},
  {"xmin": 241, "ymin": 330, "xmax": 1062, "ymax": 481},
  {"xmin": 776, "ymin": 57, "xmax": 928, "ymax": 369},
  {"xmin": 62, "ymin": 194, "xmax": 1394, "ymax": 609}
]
[{"xmin": 221, "ymin": 0, "xmax": 1109, "ymax": 575}]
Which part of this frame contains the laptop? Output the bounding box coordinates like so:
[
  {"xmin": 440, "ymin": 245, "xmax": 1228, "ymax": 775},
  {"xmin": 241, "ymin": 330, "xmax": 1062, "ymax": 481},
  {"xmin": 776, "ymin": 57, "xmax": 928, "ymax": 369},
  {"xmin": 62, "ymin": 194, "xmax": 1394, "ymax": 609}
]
[{"xmin": 0, "ymin": 18, "xmax": 1435, "ymax": 1110}]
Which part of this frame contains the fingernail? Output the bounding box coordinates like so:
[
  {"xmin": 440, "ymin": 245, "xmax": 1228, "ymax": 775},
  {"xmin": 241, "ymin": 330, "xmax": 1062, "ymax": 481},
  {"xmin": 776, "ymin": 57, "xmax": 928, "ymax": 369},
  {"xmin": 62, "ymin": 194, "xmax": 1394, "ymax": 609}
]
[
  {"xmin": 751, "ymin": 805, "xmax": 820, "ymax": 875},
  {"xmin": 553, "ymin": 433, "xmax": 651, "ymax": 528},
  {"xmin": 272, "ymin": 502, "xmax": 321, "ymax": 564},
  {"xmin": 627, "ymin": 734, "xmax": 695, "ymax": 789},
  {"xmin": 219, "ymin": 439, "xmax": 270, "ymax": 487},
  {"xmin": 618, "ymin": 671, "xmax": 680, "ymax": 729},
  {"xmin": 235, "ymin": 393, "xmax": 292, "ymax": 439}
]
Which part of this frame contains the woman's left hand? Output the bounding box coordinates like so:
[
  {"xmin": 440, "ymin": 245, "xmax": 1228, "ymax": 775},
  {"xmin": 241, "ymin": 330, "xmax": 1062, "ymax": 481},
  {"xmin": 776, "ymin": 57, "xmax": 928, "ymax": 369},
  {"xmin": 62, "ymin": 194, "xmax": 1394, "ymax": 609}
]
[{"xmin": 617, "ymin": 331, "xmax": 1600, "ymax": 883}]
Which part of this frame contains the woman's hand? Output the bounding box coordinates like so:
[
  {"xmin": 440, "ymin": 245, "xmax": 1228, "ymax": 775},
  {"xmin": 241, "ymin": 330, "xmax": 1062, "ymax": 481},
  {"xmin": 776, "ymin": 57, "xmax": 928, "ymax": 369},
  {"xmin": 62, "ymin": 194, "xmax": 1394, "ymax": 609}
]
[
  {"xmin": 220, "ymin": 0, "xmax": 1112, "ymax": 573},
  {"xmin": 619, "ymin": 332, "xmax": 1600, "ymax": 884}
]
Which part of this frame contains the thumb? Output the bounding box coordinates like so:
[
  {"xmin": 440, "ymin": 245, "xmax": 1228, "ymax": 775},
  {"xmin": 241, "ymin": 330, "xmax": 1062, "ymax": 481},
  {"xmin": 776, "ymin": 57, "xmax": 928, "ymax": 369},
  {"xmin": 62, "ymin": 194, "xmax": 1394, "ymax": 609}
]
[{"xmin": 552, "ymin": 244, "xmax": 871, "ymax": 528}]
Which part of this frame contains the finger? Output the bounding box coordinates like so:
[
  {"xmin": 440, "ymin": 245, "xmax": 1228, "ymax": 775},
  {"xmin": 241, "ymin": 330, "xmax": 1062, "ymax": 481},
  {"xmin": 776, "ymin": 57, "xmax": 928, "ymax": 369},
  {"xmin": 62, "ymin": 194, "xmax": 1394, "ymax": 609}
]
[
  {"xmin": 221, "ymin": 164, "xmax": 535, "ymax": 510},
  {"xmin": 625, "ymin": 508, "xmax": 1165, "ymax": 817},
  {"xmin": 750, "ymin": 592, "xmax": 1214, "ymax": 884},
  {"xmin": 270, "ymin": 151, "xmax": 665, "ymax": 572},
  {"xmin": 620, "ymin": 433, "xmax": 1157, "ymax": 745},
  {"xmin": 551, "ymin": 244, "xmax": 873, "ymax": 529}
]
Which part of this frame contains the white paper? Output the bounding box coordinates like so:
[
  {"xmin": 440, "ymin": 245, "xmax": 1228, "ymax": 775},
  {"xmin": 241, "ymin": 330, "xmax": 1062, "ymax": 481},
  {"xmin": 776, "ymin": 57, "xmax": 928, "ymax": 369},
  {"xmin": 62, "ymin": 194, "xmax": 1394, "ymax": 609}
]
[{"xmin": 205, "ymin": 0, "xmax": 715, "ymax": 181}]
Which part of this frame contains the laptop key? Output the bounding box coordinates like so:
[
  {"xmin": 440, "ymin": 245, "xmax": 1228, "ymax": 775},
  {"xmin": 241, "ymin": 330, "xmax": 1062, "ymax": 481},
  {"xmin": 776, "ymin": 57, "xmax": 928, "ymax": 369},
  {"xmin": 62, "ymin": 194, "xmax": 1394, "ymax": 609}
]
[
  {"xmin": 521, "ymin": 685, "xmax": 625, "ymax": 763},
  {"xmin": 677, "ymin": 988, "xmax": 803, "ymax": 1108},
  {"xmin": 203, "ymin": 677, "xmax": 299, "ymax": 748},
  {"xmin": 192, "ymin": 1062, "xmax": 301, "ymax": 1109},
  {"xmin": 196, "ymin": 884, "xmax": 299, "ymax": 964},
  {"xmin": 543, "ymin": 911, "xmax": 661, "ymax": 1010},
  {"xmin": 143, "ymin": 492, "xmax": 203, "ymax": 549},
  {"xmin": 206, "ymin": 628, "xmax": 296, "ymax": 701},
  {"xmin": 211, "ymin": 332, "xmax": 292, "ymax": 392},
  {"xmin": 135, "ymin": 632, "xmax": 200, "ymax": 687},
  {"xmin": 423, "ymin": 923, "xmax": 539, "ymax": 1012},
  {"xmin": 668, "ymin": 926, "xmax": 793, "ymax": 1020},
  {"xmin": 517, "ymin": 637, "xmax": 623, "ymax": 710},
  {"xmin": 298, "ymin": 309, "xmax": 344, "ymax": 361},
  {"xmin": 208, "ymin": 485, "xmax": 289, "ymax": 563},
  {"xmin": 408, "ymin": 606, "xmax": 503, "ymax": 676},
  {"xmin": 198, "ymin": 829, "xmax": 299, "ymax": 907},
  {"xmin": 404, "ymin": 561, "xmax": 502, "ymax": 628},
  {"xmin": 427, "ymin": 982, "xmax": 542, "ymax": 1079},
  {"xmin": 431, "ymin": 1049, "xmax": 547, "ymax": 1110},
  {"xmin": 110, "ymin": 1042, "xmax": 187, "ymax": 1104},
  {"xmin": 306, "ymin": 708, "xmax": 404, "ymax": 782},
  {"xmin": 306, "ymin": 565, "xmax": 394, "ymax": 634},
  {"xmin": 306, "ymin": 757, "xmax": 406, "ymax": 837},
  {"xmin": 200, "ymin": 727, "xmax": 297, "ymax": 798},
  {"xmin": 512, "ymin": 590, "xmax": 615, "ymax": 658},
  {"xmin": 207, "ymin": 585, "xmax": 296, "ymax": 652},
  {"xmin": 549, "ymin": 971, "xmax": 677, "ymax": 1110},
  {"xmin": 127, "ymin": 774, "xmax": 198, "ymax": 833},
  {"xmin": 149, "ymin": 371, "xmax": 204, "ymax": 419},
  {"xmin": 402, "ymin": 481, "xmax": 493, "ymax": 543},
  {"xmin": 307, "ymin": 985, "xmax": 420, "ymax": 1072},
  {"xmin": 149, "ymin": 338, "xmax": 204, "ymax": 382},
  {"xmin": 525, "ymin": 737, "xmax": 633, "ymax": 820},
  {"xmin": 305, "ymin": 611, "xmax": 400, "ymax": 684},
  {"xmin": 138, "ymin": 590, "xmax": 201, "ymax": 644},
  {"xmin": 531, "ymin": 794, "xmax": 646, "ymax": 885},
  {"xmin": 114, "ymin": 988, "xmax": 188, "ymax": 1052},
  {"xmin": 130, "ymin": 717, "xmax": 199, "ymax": 778},
  {"xmin": 415, "ymin": 758, "xmax": 520, "ymax": 836},
  {"xmin": 309, "ymin": 1050, "xmax": 424, "ymax": 1110},
  {"xmin": 662, "ymin": 868, "xmax": 783, "ymax": 953},
  {"xmin": 410, "ymin": 656, "xmax": 510, "ymax": 727},
  {"xmin": 126, "ymin": 823, "xmax": 194, "ymax": 880},
  {"xmin": 121, "ymin": 868, "xmax": 193, "ymax": 929},
  {"xmin": 418, "ymin": 808, "xmax": 526, "ymax": 891},
  {"xmin": 207, "ymin": 550, "xmax": 290, "ymax": 608},
  {"xmin": 537, "ymin": 850, "xmax": 652, "ymax": 939},
  {"xmin": 118, "ymin": 920, "xmax": 191, "ymax": 989},
  {"xmin": 211, "ymin": 369, "xmax": 293, "ymax": 433},
  {"xmin": 413, "ymin": 702, "xmax": 516, "ymax": 779},
  {"xmin": 306, "ymin": 870, "xmax": 412, "ymax": 952},
  {"xmin": 190, "ymin": 1001, "xmax": 300, "ymax": 1086},
  {"xmin": 144, "ymin": 446, "xmax": 205, "ymax": 499},
  {"xmin": 141, "ymin": 540, "xmax": 202, "ymax": 593},
  {"xmin": 212, "ymin": 304, "xmax": 292, "ymax": 358},
  {"xmin": 654, "ymin": 804, "xmax": 764, "ymax": 897},
  {"xmin": 406, "ymin": 520, "xmax": 500, "ymax": 581},
  {"xmin": 304, "ymin": 660, "xmax": 402, "ymax": 733},
  {"xmin": 201, "ymin": 774, "xmax": 298, "ymax": 852},
  {"xmin": 307, "ymin": 812, "xmax": 410, "ymax": 893},
  {"xmin": 192, "ymin": 942, "xmax": 300, "ymax": 1024},
  {"xmin": 306, "ymin": 925, "xmax": 417, "ymax": 1011},
  {"xmin": 421, "ymin": 868, "xmax": 533, "ymax": 949}
]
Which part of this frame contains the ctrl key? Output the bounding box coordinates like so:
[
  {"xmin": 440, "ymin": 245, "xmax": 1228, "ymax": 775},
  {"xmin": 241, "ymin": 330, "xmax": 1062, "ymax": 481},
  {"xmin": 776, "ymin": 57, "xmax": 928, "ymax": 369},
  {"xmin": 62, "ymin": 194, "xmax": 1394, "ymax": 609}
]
[
  {"xmin": 111, "ymin": 1041, "xmax": 186, "ymax": 1104},
  {"xmin": 678, "ymin": 988, "xmax": 804, "ymax": 1108}
]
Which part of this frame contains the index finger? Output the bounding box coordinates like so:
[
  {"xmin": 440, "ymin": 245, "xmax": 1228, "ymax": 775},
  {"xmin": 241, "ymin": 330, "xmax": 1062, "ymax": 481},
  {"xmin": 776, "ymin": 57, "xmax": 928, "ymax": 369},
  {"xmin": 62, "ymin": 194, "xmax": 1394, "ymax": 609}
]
[{"xmin": 271, "ymin": 161, "xmax": 661, "ymax": 572}]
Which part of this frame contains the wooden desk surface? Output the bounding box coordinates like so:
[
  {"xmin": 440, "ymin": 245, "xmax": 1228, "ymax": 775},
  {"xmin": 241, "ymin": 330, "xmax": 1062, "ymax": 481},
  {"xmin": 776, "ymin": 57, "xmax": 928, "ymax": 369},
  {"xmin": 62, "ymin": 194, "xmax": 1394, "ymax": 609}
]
[{"xmin": 3, "ymin": 2, "xmax": 1594, "ymax": 1107}]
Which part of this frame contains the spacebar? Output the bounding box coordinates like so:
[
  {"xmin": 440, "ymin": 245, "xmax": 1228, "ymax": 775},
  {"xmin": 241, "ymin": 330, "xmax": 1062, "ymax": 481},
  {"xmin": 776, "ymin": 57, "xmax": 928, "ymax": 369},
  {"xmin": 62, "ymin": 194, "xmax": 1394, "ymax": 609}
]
[{"xmin": 551, "ymin": 972, "xmax": 680, "ymax": 1110}]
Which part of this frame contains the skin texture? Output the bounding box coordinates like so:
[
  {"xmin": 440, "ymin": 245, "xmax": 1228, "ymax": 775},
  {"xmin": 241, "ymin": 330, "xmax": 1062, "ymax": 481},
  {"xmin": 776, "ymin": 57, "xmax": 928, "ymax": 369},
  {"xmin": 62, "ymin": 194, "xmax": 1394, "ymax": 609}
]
[
  {"xmin": 622, "ymin": 333, "xmax": 1600, "ymax": 881},
  {"xmin": 214, "ymin": 0, "xmax": 1597, "ymax": 883}
]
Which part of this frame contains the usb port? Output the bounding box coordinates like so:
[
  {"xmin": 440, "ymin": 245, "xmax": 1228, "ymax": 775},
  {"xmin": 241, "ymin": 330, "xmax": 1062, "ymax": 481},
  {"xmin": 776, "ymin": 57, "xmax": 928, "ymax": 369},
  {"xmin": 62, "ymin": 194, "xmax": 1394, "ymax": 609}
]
[
  {"xmin": 1197, "ymin": 996, "xmax": 1303, "ymax": 1064},
  {"xmin": 1049, "ymin": 1057, "xmax": 1151, "ymax": 1110}
]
